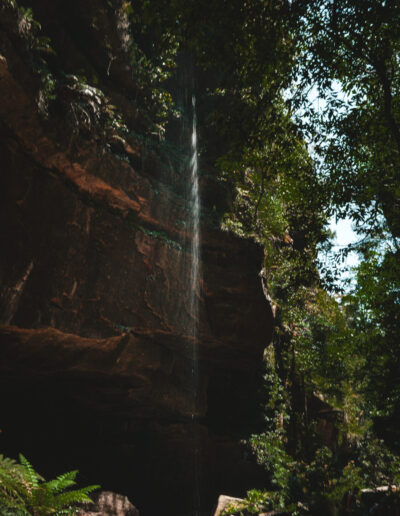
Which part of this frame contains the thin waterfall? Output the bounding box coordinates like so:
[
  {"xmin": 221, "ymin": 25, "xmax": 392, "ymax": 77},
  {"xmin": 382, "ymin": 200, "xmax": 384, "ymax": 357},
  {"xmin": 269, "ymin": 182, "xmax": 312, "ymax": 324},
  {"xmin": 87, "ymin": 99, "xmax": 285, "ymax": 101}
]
[
  {"xmin": 188, "ymin": 94, "xmax": 201, "ymax": 516},
  {"xmin": 175, "ymin": 58, "xmax": 202, "ymax": 513},
  {"xmin": 189, "ymin": 94, "xmax": 200, "ymax": 375}
]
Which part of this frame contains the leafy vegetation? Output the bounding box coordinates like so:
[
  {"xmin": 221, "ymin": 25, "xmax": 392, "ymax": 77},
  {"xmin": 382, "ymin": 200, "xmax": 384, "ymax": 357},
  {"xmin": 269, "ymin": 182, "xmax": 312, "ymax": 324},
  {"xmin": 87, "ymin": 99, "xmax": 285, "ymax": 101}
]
[
  {"xmin": 0, "ymin": 453, "xmax": 99, "ymax": 515},
  {"xmin": 292, "ymin": 0, "xmax": 400, "ymax": 237},
  {"xmin": 217, "ymin": 0, "xmax": 400, "ymax": 512}
]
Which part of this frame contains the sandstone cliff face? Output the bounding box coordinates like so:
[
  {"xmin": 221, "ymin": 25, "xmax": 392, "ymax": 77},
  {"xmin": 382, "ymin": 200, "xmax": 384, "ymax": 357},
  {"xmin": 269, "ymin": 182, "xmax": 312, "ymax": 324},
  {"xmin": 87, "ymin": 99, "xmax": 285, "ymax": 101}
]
[{"xmin": 0, "ymin": 2, "xmax": 273, "ymax": 514}]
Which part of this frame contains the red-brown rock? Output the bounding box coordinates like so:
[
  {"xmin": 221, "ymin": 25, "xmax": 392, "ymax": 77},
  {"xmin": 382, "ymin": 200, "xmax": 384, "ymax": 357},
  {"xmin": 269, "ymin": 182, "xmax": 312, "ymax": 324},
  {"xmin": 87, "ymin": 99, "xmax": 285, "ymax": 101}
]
[{"xmin": 0, "ymin": 2, "xmax": 273, "ymax": 514}]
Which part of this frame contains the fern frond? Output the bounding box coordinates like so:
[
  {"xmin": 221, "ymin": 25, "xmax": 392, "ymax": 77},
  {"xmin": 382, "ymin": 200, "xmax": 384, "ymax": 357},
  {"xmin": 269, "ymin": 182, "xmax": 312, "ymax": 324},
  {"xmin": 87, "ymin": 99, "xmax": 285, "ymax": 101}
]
[
  {"xmin": 52, "ymin": 490, "xmax": 92, "ymax": 509},
  {"xmin": 0, "ymin": 454, "xmax": 27, "ymax": 481},
  {"xmin": 0, "ymin": 453, "xmax": 100, "ymax": 515},
  {"xmin": 0, "ymin": 469, "xmax": 30, "ymax": 513},
  {"xmin": 44, "ymin": 470, "xmax": 78, "ymax": 494},
  {"xmin": 29, "ymin": 484, "xmax": 54, "ymax": 514},
  {"xmin": 52, "ymin": 484, "xmax": 100, "ymax": 510},
  {"xmin": 0, "ymin": 454, "xmax": 18, "ymax": 470},
  {"xmin": 18, "ymin": 454, "xmax": 40, "ymax": 488}
]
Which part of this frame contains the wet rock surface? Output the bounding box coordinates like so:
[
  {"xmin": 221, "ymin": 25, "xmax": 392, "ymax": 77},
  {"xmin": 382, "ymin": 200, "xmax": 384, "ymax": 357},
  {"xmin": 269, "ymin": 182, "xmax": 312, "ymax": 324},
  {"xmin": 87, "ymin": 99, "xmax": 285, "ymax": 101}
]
[{"xmin": 0, "ymin": 1, "xmax": 273, "ymax": 514}]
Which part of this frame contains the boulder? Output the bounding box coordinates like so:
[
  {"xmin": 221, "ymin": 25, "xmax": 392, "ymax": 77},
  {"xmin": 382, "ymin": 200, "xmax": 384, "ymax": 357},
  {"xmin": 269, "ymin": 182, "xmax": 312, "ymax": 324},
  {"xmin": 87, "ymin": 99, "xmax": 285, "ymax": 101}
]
[
  {"xmin": 80, "ymin": 491, "xmax": 139, "ymax": 516},
  {"xmin": 214, "ymin": 495, "xmax": 244, "ymax": 516},
  {"xmin": 213, "ymin": 495, "xmax": 289, "ymax": 516}
]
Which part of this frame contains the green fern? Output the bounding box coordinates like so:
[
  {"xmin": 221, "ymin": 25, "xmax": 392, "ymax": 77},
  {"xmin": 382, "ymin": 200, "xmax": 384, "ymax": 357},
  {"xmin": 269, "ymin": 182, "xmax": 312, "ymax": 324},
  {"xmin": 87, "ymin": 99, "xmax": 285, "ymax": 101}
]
[
  {"xmin": 0, "ymin": 454, "xmax": 31, "ymax": 514},
  {"xmin": 18, "ymin": 454, "xmax": 41, "ymax": 489},
  {"xmin": 44, "ymin": 470, "xmax": 79, "ymax": 494},
  {"xmin": 0, "ymin": 452, "xmax": 100, "ymax": 515}
]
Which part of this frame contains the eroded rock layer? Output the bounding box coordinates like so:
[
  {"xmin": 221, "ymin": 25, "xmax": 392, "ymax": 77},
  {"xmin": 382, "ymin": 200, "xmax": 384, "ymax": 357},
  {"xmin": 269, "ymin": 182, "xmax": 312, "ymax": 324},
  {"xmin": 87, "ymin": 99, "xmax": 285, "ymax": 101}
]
[{"xmin": 0, "ymin": 1, "xmax": 273, "ymax": 514}]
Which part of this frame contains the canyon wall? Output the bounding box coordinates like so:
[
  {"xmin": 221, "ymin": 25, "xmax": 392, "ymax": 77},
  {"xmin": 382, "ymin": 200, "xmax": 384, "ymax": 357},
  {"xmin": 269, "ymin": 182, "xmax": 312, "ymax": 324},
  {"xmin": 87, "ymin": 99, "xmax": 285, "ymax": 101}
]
[{"xmin": 0, "ymin": 1, "xmax": 274, "ymax": 514}]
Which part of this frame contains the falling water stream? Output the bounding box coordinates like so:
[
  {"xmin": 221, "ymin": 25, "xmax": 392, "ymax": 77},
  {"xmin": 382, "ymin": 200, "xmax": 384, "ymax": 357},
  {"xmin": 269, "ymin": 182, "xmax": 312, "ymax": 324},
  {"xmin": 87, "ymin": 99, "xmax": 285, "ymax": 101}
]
[
  {"xmin": 187, "ymin": 94, "xmax": 201, "ymax": 516},
  {"xmin": 188, "ymin": 94, "xmax": 200, "ymax": 374}
]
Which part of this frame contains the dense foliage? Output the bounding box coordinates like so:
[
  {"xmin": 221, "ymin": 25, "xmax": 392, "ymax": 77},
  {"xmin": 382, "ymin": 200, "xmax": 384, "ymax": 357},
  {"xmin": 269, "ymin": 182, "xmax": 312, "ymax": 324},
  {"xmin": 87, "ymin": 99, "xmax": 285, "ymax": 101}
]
[
  {"xmin": 293, "ymin": 0, "xmax": 400, "ymax": 239},
  {"xmin": 290, "ymin": 0, "xmax": 400, "ymax": 445},
  {"xmin": 0, "ymin": 453, "xmax": 99, "ymax": 515}
]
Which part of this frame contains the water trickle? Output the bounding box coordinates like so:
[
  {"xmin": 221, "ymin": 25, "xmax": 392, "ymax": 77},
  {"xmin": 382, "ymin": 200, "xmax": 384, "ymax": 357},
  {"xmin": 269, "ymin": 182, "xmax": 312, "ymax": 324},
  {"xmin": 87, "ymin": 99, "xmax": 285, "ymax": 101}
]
[
  {"xmin": 189, "ymin": 94, "xmax": 200, "ymax": 375},
  {"xmin": 187, "ymin": 94, "xmax": 201, "ymax": 516}
]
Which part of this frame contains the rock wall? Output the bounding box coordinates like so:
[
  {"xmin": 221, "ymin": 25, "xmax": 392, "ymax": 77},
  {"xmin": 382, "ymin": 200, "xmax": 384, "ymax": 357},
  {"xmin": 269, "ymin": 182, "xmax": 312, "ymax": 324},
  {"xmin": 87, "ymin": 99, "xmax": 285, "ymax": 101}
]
[{"xmin": 0, "ymin": 1, "xmax": 273, "ymax": 514}]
